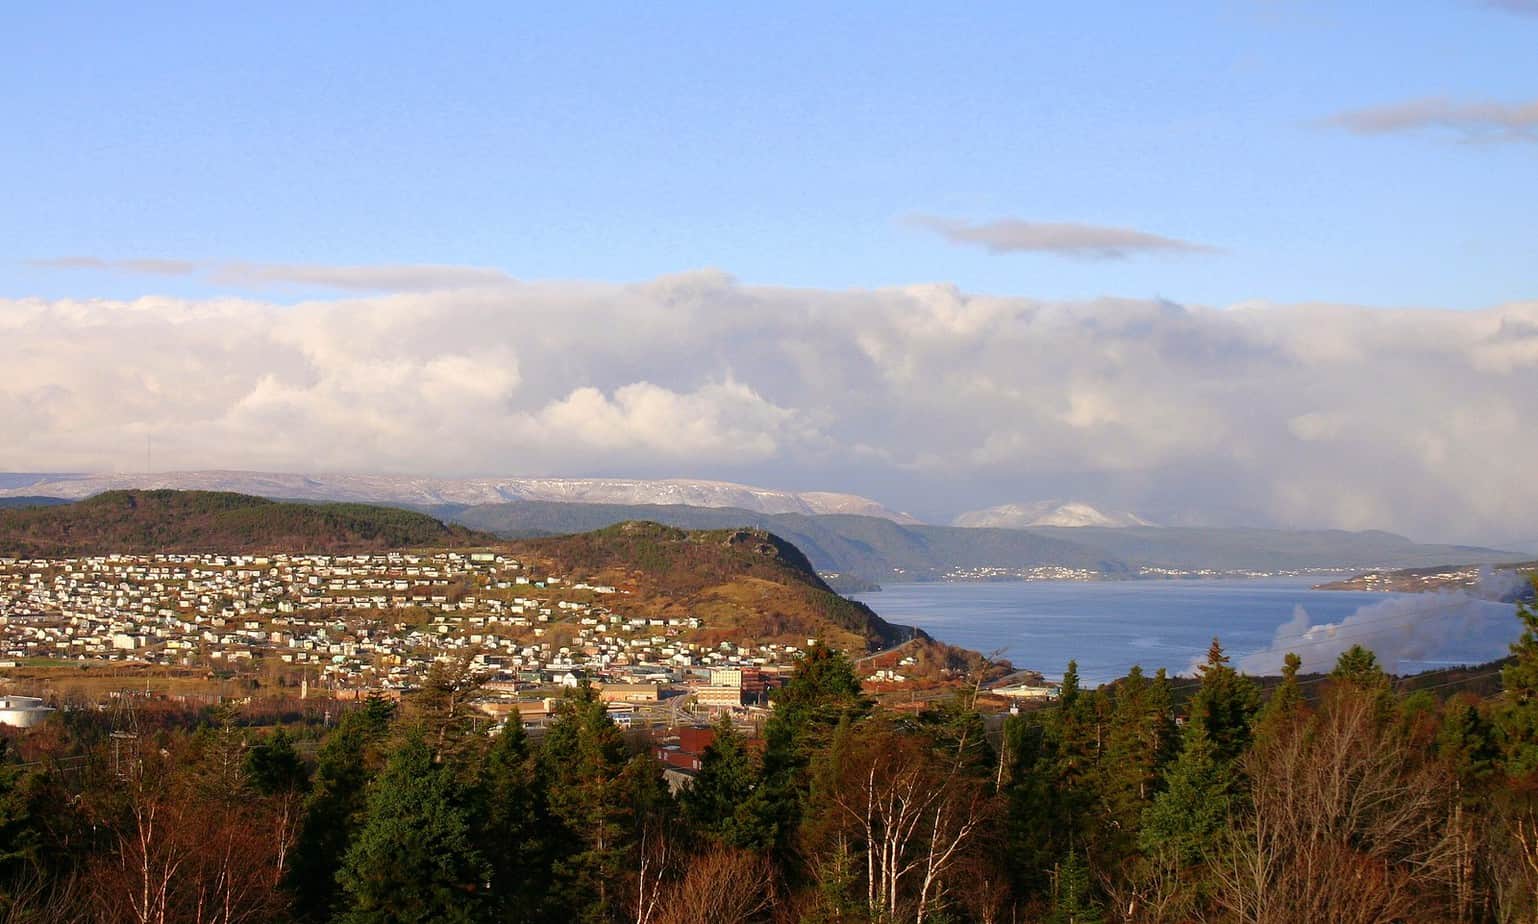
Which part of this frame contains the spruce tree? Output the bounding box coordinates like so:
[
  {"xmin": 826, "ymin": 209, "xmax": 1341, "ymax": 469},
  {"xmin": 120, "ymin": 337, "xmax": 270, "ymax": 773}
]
[
  {"xmin": 1139, "ymin": 640, "xmax": 1258, "ymax": 864},
  {"xmin": 1255, "ymin": 652, "xmax": 1305, "ymax": 743},
  {"xmin": 1147, "ymin": 668, "xmax": 1180, "ymax": 769},
  {"xmin": 1052, "ymin": 661, "xmax": 1100, "ymax": 803},
  {"xmin": 680, "ymin": 716, "xmax": 764, "ymax": 847},
  {"xmin": 290, "ymin": 699, "xmax": 395, "ymax": 919},
  {"xmin": 1001, "ymin": 662, "xmax": 1099, "ymax": 900},
  {"xmin": 0, "ymin": 739, "xmax": 39, "ymax": 876},
  {"xmin": 1137, "ymin": 734, "xmax": 1231, "ymax": 865},
  {"xmin": 1048, "ymin": 848, "xmax": 1105, "ymax": 924},
  {"xmin": 755, "ymin": 643, "xmax": 870, "ymax": 849},
  {"xmin": 1499, "ymin": 584, "xmax": 1538, "ymax": 778},
  {"xmin": 334, "ymin": 730, "xmax": 490, "ymax": 924},
  {"xmin": 1098, "ymin": 666, "xmax": 1163, "ymax": 858},
  {"xmin": 1330, "ymin": 645, "xmax": 1390, "ymax": 691},
  {"xmin": 537, "ymin": 684, "xmax": 641, "ymax": 923},
  {"xmin": 473, "ymin": 721, "xmax": 548, "ymax": 920},
  {"xmin": 246, "ymin": 726, "xmax": 308, "ymax": 796},
  {"xmin": 1184, "ymin": 639, "xmax": 1262, "ymax": 768},
  {"xmin": 1439, "ymin": 700, "xmax": 1500, "ymax": 799}
]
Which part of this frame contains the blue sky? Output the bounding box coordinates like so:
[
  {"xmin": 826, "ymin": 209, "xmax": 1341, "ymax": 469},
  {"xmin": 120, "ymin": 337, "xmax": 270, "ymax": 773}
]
[
  {"xmin": 4, "ymin": 2, "xmax": 1538, "ymax": 544},
  {"xmin": 4, "ymin": 0, "xmax": 1535, "ymax": 307}
]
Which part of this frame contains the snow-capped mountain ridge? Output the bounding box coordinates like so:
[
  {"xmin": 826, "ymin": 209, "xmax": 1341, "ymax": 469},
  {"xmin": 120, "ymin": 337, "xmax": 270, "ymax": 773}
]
[
  {"xmin": 0, "ymin": 471, "xmax": 922, "ymax": 524},
  {"xmin": 953, "ymin": 500, "xmax": 1156, "ymax": 529}
]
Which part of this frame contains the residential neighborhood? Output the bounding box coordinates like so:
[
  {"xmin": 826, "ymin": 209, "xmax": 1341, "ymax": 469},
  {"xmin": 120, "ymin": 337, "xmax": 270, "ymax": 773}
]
[{"xmin": 0, "ymin": 550, "xmax": 854, "ymax": 723}]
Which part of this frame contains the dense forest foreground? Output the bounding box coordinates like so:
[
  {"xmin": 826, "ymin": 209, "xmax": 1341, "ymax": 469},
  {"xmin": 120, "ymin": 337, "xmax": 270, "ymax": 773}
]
[{"xmin": 3, "ymin": 582, "xmax": 1538, "ymax": 923}]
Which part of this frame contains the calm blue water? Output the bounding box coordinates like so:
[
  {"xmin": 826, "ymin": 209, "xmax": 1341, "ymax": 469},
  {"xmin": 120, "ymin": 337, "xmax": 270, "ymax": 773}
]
[{"xmin": 852, "ymin": 578, "xmax": 1520, "ymax": 685}]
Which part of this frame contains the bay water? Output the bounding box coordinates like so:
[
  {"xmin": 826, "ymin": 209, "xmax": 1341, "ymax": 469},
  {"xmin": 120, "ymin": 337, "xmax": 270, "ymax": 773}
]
[{"xmin": 852, "ymin": 577, "xmax": 1520, "ymax": 686}]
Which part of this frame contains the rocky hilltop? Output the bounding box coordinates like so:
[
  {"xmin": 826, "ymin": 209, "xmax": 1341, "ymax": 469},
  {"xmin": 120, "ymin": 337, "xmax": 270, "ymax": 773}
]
[{"xmin": 507, "ymin": 521, "xmax": 918, "ymax": 652}]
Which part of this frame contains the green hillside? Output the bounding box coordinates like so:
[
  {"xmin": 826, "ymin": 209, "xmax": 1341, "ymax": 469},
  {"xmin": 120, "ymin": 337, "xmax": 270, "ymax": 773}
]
[{"xmin": 0, "ymin": 490, "xmax": 489, "ymax": 556}]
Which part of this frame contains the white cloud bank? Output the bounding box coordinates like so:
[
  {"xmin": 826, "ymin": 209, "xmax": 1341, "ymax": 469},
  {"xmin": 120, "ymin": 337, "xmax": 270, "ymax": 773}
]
[{"xmin": 2, "ymin": 273, "xmax": 1537, "ymax": 544}]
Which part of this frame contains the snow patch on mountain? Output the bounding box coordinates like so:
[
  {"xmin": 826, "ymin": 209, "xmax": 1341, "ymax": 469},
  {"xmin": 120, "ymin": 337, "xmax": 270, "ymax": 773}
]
[
  {"xmin": 952, "ymin": 501, "xmax": 1157, "ymax": 529},
  {"xmin": 0, "ymin": 471, "xmax": 923, "ymax": 524}
]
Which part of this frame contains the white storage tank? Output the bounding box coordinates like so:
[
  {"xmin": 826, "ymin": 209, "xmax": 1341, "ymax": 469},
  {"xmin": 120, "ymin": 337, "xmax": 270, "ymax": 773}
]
[{"xmin": 0, "ymin": 696, "xmax": 54, "ymax": 728}]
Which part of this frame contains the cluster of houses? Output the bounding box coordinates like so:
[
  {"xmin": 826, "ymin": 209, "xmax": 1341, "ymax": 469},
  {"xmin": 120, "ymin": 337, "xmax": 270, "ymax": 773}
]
[
  {"xmin": 942, "ymin": 565, "xmax": 1105, "ymax": 581},
  {"xmin": 0, "ymin": 551, "xmax": 824, "ymax": 712}
]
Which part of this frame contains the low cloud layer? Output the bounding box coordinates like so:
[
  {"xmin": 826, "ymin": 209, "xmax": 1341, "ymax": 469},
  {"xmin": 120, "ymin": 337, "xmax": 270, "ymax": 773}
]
[
  {"xmin": 1326, "ymin": 97, "xmax": 1538, "ymax": 143},
  {"xmin": 907, "ymin": 215, "xmax": 1217, "ymax": 259},
  {"xmin": 3, "ymin": 272, "xmax": 1537, "ymax": 544},
  {"xmin": 27, "ymin": 257, "xmax": 515, "ymax": 292},
  {"xmin": 1237, "ymin": 571, "xmax": 1530, "ymax": 675}
]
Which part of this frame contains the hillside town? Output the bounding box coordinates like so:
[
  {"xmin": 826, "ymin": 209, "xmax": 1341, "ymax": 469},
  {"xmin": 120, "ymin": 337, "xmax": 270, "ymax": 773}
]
[{"xmin": 0, "ymin": 550, "xmax": 883, "ymax": 725}]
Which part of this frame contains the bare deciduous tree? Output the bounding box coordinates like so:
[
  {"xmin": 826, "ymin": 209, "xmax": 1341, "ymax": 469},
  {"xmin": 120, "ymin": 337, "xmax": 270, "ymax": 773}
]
[
  {"xmin": 654, "ymin": 847, "xmax": 777, "ymax": 924},
  {"xmin": 828, "ymin": 725, "xmax": 993, "ymax": 923},
  {"xmin": 1209, "ymin": 691, "xmax": 1459, "ymax": 924}
]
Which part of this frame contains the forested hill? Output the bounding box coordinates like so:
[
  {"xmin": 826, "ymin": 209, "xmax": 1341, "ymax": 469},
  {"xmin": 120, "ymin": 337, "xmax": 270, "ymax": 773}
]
[
  {"xmin": 508, "ymin": 520, "xmax": 916, "ymax": 651},
  {"xmin": 0, "ymin": 496, "xmax": 69, "ymax": 510},
  {"xmin": 0, "ymin": 490, "xmax": 489, "ymax": 556}
]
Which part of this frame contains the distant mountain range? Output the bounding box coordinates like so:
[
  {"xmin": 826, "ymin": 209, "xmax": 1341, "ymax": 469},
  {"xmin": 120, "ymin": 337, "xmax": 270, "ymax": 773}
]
[
  {"xmin": 953, "ymin": 500, "xmax": 1156, "ymax": 529},
  {"xmin": 429, "ymin": 500, "xmax": 1519, "ymax": 588},
  {"xmin": 0, "ymin": 471, "xmax": 920, "ymax": 523},
  {"xmin": 0, "ymin": 473, "xmax": 1521, "ymax": 586}
]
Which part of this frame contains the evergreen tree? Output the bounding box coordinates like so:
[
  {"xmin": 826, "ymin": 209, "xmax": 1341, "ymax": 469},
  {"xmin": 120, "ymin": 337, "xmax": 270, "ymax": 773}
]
[
  {"xmin": 1330, "ymin": 645, "xmax": 1390, "ymax": 691},
  {"xmin": 754, "ymin": 643, "xmax": 870, "ymax": 849},
  {"xmin": 1147, "ymin": 668, "xmax": 1180, "ymax": 768},
  {"xmin": 473, "ymin": 721, "xmax": 548, "ymax": 920},
  {"xmin": 1048, "ymin": 849, "xmax": 1105, "ymax": 924},
  {"xmin": 1097, "ymin": 666, "xmax": 1164, "ymax": 859},
  {"xmin": 537, "ymin": 684, "xmax": 642, "ymax": 923},
  {"xmin": 334, "ymin": 730, "xmax": 490, "ymax": 924},
  {"xmin": 409, "ymin": 655, "xmax": 489, "ymax": 769},
  {"xmin": 1255, "ymin": 652, "xmax": 1305, "ymax": 743},
  {"xmin": 680, "ymin": 716, "xmax": 764, "ymax": 847},
  {"xmin": 290, "ymin": 698, "xmax": 396, "ymax": 919},
  {"xmin": 1003, "ymin": 710, "xmax": 1062, "ymax": 897},
  {"xmin": 1137, "ymin": 735, "xmax": 1232, "ymax": 865},
  {"xmin": 1499, "ymin": 584, "xmax": 1538, "ymax": 778},
  {"xmin": 189, "ymin": 702, "xmax": 249, "ymax": 801},
  {"xmin": 1439, "ymin": 699, "xmax": 1500, "ymax": 800},
  {"xmin": 1002, "ymin": 662, "xmax": 1101, "ymax": 901},
  {"xmin": 1051, "ymin": 661, "xmax": 1101, "ymax": 811},
  {"xmin": 920, "ymin": 689, "xmax": 994, "ymax": 773},
  {"xmin": 0, "ymin": 738, "xmax": 40, "ymax": 876},
  {"xmin": 1184, "ymin": 639, "xmax": 1262, "ymax": 768},
  {"xmin": 1138, "ymin": 640, "xmax": 1258, "ymax": 866},
  {"xmin": 247, "ymin": 726, "xmax": 309, "ymax": 796},
  {"xmin": 1328, "ymin": 645, "xmax": 1397, "ymax": 725}
]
